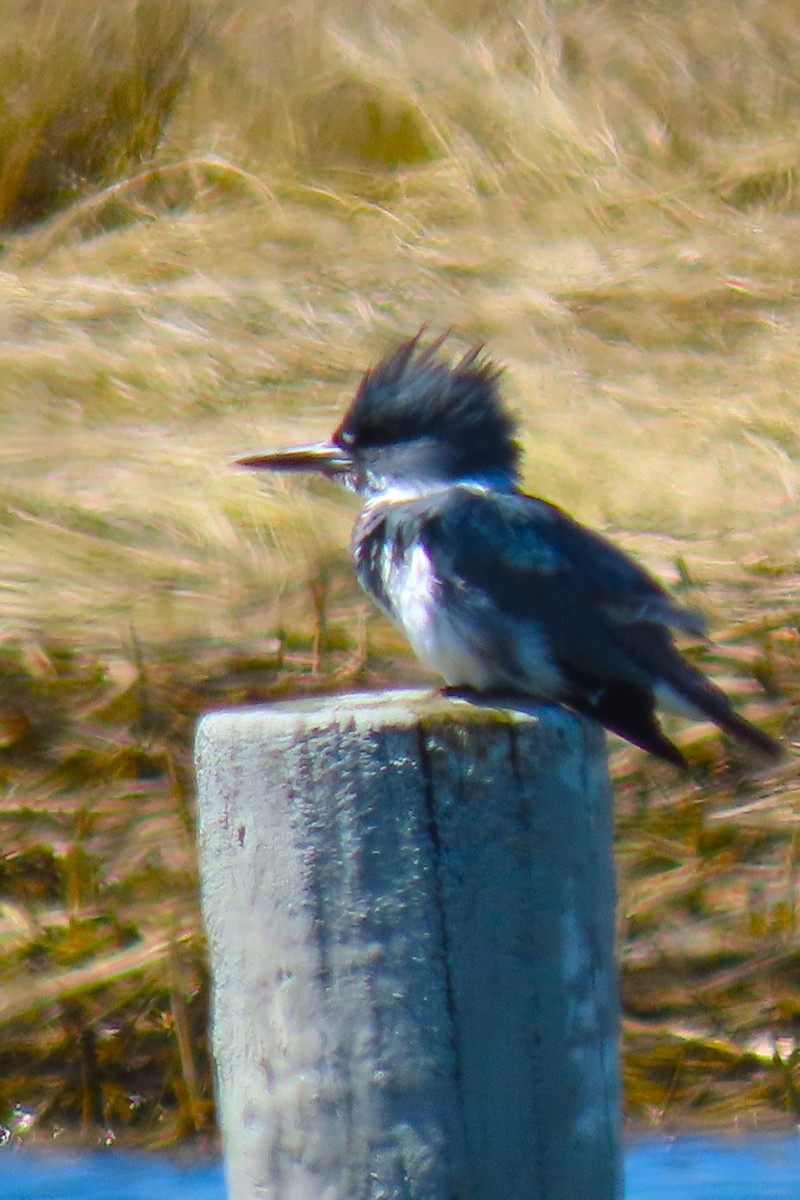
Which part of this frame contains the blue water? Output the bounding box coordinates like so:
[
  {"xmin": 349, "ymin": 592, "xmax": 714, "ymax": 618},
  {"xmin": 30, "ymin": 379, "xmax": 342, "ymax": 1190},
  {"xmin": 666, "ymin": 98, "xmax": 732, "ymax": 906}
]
[
  {"xmin": 0, "ymin": 1151, "xmax": 224, "ymax": 1200},
  {"xmin": 627, "ymin": 1134, "xmax": 800, "ymax": 1199},
  {"xmin": 1, "ymin": 1135, "xmax": 799, "ymax": 1198}
]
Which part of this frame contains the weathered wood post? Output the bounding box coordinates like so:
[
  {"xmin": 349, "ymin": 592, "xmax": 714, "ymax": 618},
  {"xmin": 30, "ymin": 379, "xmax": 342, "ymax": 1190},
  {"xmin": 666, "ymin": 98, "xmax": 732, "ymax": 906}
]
[{"xmin": 195, "ymin": 688, "xmax": 622, "ymax": 1200}]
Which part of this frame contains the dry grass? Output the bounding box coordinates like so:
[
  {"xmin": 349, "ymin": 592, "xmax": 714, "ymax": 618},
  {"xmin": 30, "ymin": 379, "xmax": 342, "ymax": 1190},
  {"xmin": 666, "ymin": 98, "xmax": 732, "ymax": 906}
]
[{"xmin": 0, "ymin": 0, "xmax": 798, "ymax": 1142}]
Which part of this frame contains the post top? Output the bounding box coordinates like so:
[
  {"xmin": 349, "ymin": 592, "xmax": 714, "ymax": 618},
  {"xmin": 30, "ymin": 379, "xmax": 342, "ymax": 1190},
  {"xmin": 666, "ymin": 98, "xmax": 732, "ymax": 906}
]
[{"xmin": 197, "ymin": 686, "xmax": 601, "ymax": 746}]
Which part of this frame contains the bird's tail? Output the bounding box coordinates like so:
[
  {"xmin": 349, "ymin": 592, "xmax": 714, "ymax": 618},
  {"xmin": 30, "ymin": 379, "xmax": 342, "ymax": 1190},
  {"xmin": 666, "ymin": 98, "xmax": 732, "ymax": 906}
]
[
  {"xmin": 660, "ymin": 665, "xmax": 784, "ymax": 762},
  {"xmin": 570, "ymin": 682, "xmax": 689, "ymax": 768}
]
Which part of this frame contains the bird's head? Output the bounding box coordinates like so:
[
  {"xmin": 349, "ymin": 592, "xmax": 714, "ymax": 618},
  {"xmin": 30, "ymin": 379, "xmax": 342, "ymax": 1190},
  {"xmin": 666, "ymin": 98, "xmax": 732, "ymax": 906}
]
[{"xmin": 235, "ymin": 332, "xmax": 521, "ymax": 497}]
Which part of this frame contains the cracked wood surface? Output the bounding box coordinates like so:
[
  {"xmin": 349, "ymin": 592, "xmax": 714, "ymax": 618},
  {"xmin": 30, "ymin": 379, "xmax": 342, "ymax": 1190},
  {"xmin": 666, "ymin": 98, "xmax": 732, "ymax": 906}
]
[{"xmin": 195, "ymin": 689, "xmax": 621, "ymax": 1200}]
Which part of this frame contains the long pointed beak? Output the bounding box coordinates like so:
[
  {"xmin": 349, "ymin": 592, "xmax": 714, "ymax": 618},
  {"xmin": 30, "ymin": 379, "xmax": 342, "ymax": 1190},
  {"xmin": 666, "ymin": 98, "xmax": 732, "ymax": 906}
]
[{"xmin": 234, "ymin": 441, "xmax": 354, "ymax": 477}]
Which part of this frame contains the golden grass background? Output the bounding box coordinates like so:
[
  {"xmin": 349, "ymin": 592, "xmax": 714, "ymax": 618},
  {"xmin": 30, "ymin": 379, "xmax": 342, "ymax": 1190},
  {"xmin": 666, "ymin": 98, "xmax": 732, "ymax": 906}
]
[{"xmin": 0, "ymin": 0, "xmax": 798, "ymax": 1143}]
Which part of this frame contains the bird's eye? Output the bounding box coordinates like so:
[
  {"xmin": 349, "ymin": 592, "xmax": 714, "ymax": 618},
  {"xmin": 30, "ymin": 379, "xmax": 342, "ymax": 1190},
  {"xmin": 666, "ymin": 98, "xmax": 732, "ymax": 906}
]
[{"xmin": 338, "ymin": 430, "xmax": 355, "ymax": 447}]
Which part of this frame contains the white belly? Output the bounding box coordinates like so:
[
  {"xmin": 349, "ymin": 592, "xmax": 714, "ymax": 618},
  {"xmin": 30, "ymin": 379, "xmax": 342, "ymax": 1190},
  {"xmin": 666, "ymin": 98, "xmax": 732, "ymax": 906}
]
[
  {"xmin": 384, "ymin": 542, "xmax": 562, "ymax": 696},
  {"xmin": 384, "ymin": 543, "xmax": 490, "ymax": 687}
]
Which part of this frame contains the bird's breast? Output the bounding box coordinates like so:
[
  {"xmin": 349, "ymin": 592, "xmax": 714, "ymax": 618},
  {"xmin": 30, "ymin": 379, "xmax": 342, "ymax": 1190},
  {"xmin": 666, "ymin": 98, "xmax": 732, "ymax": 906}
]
[
  {"xmin": 355, "ymin": 520, "xmax": 497, "ymax": 689},
  {"xmin": 353, "ymin": 499, "xmax": 565, "ymax": 697},
  {"xmin": 391, "ymin": 542, "xmax": 502, "ymax": 688}
]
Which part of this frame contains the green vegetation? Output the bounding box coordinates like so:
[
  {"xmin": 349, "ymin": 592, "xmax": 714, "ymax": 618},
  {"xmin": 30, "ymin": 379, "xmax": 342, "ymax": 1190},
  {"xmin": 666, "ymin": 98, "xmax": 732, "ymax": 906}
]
[{"xmin": 0, "ymin": 0, "xmax": 797, "ymax": 1144}]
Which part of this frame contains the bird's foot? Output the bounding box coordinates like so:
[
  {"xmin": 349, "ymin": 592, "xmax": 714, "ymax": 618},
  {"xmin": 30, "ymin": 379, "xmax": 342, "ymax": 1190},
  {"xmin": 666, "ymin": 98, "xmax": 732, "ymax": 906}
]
[{"xmin": 440, "ymin": 685, "xmax": 479, "ymax": 703}]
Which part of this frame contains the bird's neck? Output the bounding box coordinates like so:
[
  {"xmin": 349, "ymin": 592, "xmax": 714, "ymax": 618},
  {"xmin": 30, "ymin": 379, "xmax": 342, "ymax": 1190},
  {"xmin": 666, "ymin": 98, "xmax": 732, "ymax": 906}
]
[{"xmin": 360, "ymin": 470, "xmax": 518, "ymax": 505}]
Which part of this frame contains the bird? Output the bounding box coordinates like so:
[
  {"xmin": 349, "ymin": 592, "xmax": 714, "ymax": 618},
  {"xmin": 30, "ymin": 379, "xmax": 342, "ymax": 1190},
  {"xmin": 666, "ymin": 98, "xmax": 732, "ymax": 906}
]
[{"xmin": 235, "ymin": 331, "xmax": 782, "ymax": 768}]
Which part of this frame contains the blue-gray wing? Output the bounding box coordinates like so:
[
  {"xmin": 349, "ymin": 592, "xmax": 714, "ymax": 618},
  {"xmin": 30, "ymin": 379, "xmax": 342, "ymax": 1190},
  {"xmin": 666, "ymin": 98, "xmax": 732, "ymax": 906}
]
[{"xmin": 414, "ymin": 486, "xmax": 705, "ymax": 694}]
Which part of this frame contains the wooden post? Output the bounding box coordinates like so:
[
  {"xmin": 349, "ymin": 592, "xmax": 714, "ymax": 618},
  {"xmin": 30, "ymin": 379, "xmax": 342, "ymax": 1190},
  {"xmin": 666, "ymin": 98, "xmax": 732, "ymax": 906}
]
[{"xmin": 195, "ymin": 689, "xmax": 622, "ymax": 1200}]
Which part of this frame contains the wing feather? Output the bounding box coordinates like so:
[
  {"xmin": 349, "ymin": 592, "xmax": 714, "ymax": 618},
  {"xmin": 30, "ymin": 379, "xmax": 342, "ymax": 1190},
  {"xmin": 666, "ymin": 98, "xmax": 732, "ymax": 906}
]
[{"xmin": 415, "ymin": 487, "xmax": 700, "ymax": 691}]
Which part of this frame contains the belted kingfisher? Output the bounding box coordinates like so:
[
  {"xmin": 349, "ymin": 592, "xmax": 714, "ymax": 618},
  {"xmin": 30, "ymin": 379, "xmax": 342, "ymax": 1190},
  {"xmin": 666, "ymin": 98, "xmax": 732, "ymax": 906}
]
[{"xmin": 236, "ymin": 332, "xmax": 781, "ymax": 767}]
